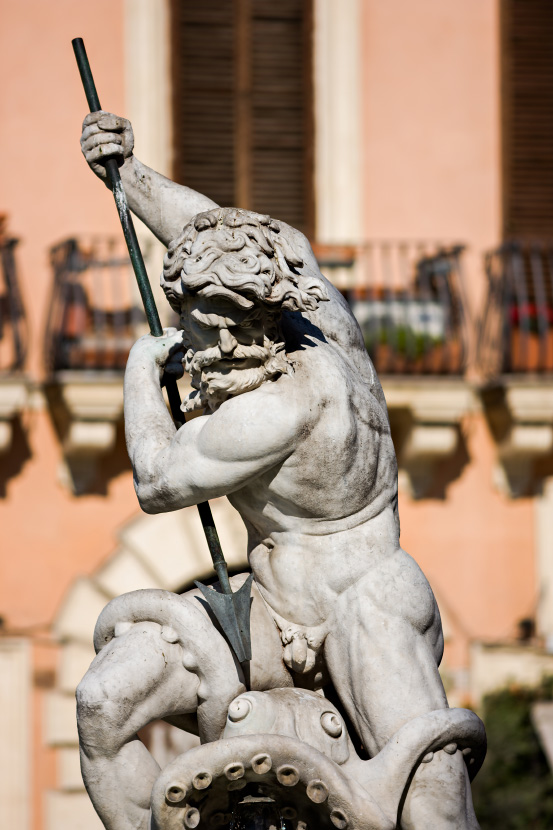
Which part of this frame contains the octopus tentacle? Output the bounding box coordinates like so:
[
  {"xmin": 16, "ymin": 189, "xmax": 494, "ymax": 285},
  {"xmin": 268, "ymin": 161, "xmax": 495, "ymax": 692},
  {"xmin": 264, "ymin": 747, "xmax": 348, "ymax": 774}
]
[{"xmin": 93, "ymin": 589, "xmax": 245, "ymax": 742}]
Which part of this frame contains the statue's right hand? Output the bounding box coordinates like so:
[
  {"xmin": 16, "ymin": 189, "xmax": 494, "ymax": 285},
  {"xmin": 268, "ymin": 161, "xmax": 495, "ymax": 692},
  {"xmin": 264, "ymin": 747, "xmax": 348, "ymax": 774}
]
[
  {"xmin": 80, "ymin": 111, "xmax": 134, "ymax": 180},
  {"xmin": 129, "ymin": 328, "xmax": 186, "ymax": 383}
]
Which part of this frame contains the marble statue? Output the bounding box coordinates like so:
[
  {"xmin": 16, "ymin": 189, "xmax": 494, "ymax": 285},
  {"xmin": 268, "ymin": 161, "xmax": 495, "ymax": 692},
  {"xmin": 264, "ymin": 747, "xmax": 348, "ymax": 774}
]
[{"xmin": 76, "ymin": 112, "xmax": 486, "ymax": 830}]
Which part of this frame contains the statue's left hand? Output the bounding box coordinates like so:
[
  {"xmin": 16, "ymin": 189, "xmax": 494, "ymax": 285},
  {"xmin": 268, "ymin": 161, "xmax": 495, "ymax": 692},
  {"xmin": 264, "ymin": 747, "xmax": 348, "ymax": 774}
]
[{"xmin": 129, "ymin": 328, "xmax": 185, "ymax": 382}]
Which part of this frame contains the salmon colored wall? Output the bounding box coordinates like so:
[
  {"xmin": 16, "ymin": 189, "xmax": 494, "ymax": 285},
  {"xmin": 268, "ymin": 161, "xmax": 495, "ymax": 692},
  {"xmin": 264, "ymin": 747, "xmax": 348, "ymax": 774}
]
[
  {"xmin": 0, "ymin": 3, "xmax": 135, "ymax": 826},
  {"xmin": 358, "ymin": 0, "xmax": 534, "ymax": 666},
  {"xmin": 0, "ymin": 413, "xmax": 137, "ymax": 630},
  {"xmin": 360, "ymin": 0, "xmax": 501, "ymax": 306},
  {"xmin": 32, "ymin": 642, "xmax": 58, "ymax": 830},
  {"xmin": 0, "ymin": 0, "xmax": 126, "ymax": 377},
  {"xmin": 399, "ymin": 413, "xmax": 536, "ymax": 672},
  {"xmin": 0, "ymin": 2, "xmax": 142, "ymax": 626},
  {"xmin": 0, "ymin": 2, "xmax": 538, "ymax": 826}
]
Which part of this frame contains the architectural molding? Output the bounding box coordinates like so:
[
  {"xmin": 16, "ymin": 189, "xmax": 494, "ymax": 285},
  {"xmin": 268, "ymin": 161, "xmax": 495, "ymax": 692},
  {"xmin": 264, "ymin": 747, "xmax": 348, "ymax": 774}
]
[
  {"xmin": 46, "ymin": 792, "xmax": 102, "ymax": 830},
  {"xmin": 0, "ymin": 639, "xmax": 31, "ymax": 830},
  {"xmin": 47, "ymin": 372, "xmax": 124, "ymax": 495},
  {"xmin": 124, "ymin": 0, "xmax": 172, "ymax": 180},
  {"xmin": 481, "ymin": 380, "xmax": 553, "ymax": 497},
  {"xmin": 124, "ymin": 0, "xmax": 173, "ymax": 319},
  {"xmin": 470, "ymin": 641, "xmax": 553, "ymax": 705},
  {"xmin": 382, "ymin": 378, "xmax": 475, "ymax": 498},
  {"xmin": 535, "ymin": 477, "xmax": 553, "ymax": 647},
  {"xmin": 313, "ymin": 0, "xmax": 362, "ymax": 242}
]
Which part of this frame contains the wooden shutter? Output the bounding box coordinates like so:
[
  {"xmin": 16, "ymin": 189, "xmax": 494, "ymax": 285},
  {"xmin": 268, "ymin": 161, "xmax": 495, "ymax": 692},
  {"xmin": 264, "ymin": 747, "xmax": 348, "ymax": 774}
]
[
  {"xmin": 502, "ymin": 0, "xmax": 553, "ymax": 239},
  {"xmin": 171, "ymin": 1, "xmax": 236, "ymax": 207},
  {"xmin": 171, "ymin": 0, "xmax": 314, "ymax": 237}
]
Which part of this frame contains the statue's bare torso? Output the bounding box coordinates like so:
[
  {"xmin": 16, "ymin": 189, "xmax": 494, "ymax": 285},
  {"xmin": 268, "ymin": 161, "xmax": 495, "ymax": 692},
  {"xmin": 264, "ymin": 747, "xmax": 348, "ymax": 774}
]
[{"xmin": 226, "ymin": 335, "xmax": 400, "ymax": 626}]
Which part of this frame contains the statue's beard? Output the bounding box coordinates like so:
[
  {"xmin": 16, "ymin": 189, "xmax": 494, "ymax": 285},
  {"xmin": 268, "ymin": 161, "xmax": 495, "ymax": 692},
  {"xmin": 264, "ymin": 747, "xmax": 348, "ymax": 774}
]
[{"xmin": 181, "ymin": 338, "xmax": 291, "ymax": 413}]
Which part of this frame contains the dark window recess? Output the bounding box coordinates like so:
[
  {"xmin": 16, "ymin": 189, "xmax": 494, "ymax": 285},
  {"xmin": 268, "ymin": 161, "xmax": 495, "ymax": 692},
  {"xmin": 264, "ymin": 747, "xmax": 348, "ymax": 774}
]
[
  {"xmin": 501, "ymin": 0, "xmax": 553, "ymax": 239},
  {"xmin": 171, "ymin": 0, "xmax": 314, "ymax": 237}
]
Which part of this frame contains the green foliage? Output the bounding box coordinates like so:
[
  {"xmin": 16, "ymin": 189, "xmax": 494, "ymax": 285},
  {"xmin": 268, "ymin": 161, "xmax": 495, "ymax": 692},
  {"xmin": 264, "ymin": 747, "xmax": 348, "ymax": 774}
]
[
  {"xmin": 472, "ymin": 677, "xmax": 553, "ymax": 828},
  {"xmin": 363, "ymin": 326, "xmax": 441, "ymax": 359}
]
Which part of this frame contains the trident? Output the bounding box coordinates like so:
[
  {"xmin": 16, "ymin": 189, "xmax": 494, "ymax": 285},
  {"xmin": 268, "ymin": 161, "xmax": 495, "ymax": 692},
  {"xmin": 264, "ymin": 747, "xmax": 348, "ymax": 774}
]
[{"xmin": 72, "ymin": 38, "xmax": 253, "ymax": 672}]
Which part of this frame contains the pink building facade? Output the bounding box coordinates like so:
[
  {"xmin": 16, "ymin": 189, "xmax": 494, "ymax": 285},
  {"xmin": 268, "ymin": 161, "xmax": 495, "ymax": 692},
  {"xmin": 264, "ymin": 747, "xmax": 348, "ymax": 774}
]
[{"xmin": 1, "ymin": 2, "xmax": 552, "ymax": 828}]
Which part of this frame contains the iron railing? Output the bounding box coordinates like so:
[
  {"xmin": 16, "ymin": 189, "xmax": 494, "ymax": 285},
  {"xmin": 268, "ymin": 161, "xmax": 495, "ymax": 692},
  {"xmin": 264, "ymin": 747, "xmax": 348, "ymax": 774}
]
[
  {"xmin": 479, "ymin": 241, "xmax": 553, "ymax": 378},
  {"xmin": 44, "ymin": 237, "xmax": 470, "ymax": 377},
  {"xmin": 315, "ymin": 242, "xmax": 469, "ymax": 375},
  {"xmin": 45, "ymin": 238, "xmax": 148, "ymax": 373},
  {"xmin": 0, "ymin": 222, "xmax": 27, "ymax": 372}
]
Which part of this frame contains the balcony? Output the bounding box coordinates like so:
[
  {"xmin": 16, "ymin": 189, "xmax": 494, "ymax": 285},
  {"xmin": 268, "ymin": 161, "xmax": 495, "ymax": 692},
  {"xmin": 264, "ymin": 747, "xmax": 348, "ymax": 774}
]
[
  {"xmin": 315, "ymin": 241, "xmax": 474, "ymax": 497},
  {"xmin": 478, "ymin": 241, "xmax": 553, "ymax": 495},
  {"xmin": 479, "ymin": 241, "xmax": 553, "ymax": 377},
  {"xmin": 45, "ymin": 238, "xmax": 147, "ymax": 375},
  {"xmin": 315, "ymin": 241, "xmax": 469, "ymax": 376},
  {"xmin": 0, "ymin": 218, "xmax": 28, "ymax": 456},
  {"xmin": 44, "ymin": 238, "xmax": 148, "ymax": 492}
]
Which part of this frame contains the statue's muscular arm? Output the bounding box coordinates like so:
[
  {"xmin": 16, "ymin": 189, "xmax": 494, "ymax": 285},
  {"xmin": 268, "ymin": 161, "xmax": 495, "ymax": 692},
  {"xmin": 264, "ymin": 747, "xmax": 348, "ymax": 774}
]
[
  {"xmin": 81, "ymin": 112, "xmax": 320, "ymax": 257},
  {"xmin": 125, "ymin": 332, "xmax": 305, "ymax": 513},
  {"xmin": 81, "ymin": 112, "xmax": 218, "ymax": 245}
]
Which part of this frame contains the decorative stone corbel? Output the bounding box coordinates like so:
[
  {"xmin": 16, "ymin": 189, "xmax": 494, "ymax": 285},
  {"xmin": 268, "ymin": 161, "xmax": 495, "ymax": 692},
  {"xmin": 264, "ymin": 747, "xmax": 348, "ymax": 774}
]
[
  {"xmin": 48, "ymin": 372, "xmax": 124, "ymax": 494},
  {"xmin": 0, "ymin": 376, "xmax": 28, "ymax": 454},
  {"xmin": 480, "ymin": 382, "xmax": 553, "ymax": 497},
  {"xmin": 382, "ymin": 379, "xmax": 474, "ymax": 498}
]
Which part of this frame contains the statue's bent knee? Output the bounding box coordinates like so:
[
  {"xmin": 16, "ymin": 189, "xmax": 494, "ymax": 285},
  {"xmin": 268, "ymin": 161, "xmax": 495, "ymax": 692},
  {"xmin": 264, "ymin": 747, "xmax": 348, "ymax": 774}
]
[
  {"xmin": 76, "ymin": 673, "xmax": 126, "ymax": 758},
  {"xmin": 80, "ymin": 589, "xmax": 245, "ymax": 745}
]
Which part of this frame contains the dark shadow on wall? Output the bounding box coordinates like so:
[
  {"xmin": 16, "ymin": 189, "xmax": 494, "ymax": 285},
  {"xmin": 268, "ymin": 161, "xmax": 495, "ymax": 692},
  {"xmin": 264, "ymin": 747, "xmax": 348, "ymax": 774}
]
[
  {"xmin": 0, "ymin": 416, "xmax": 32, "ymax": 497},
  {"xmin": 44, "ymin": 381, "xmax": 131, "ymax": 496},
  {"xmin": 389, "ymin": 409, "xmax": 471, "ymax": 501}
]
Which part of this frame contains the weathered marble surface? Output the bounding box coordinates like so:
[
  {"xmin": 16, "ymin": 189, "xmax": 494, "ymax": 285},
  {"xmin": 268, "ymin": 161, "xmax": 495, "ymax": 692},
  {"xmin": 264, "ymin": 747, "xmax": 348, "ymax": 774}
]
[{"xmin": 76, "ymin": 112, "xmax": 485, "ymax": 829}]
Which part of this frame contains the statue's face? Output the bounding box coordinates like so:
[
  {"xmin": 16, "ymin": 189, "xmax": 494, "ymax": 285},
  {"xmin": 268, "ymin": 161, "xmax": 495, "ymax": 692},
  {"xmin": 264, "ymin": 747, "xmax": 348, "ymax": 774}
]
[
  {"xmin": 181, "ymin": 295, "xmax": 266, "ymax": 364},
  {"xmin": 180, "ymin": 295, "xmax": 287, "ymax": 410}
]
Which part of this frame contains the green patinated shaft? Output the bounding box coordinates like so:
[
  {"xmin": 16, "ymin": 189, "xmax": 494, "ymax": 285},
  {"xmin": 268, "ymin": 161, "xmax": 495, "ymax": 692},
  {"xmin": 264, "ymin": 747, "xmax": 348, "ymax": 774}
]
[
  {"xmin": 72, "ymin": 38, "xmax": 163, "ymax": 338},
  {"xmin": 71, "ymin": 38, "xmax": 236, "ymax": 607}
]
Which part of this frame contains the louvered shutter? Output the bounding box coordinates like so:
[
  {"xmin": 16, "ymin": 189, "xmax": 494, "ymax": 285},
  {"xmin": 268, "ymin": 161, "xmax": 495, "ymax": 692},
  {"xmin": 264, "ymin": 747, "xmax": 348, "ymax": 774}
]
[
  {"xmin": 171, "ymin": 1, "xmax": 236, "ymax": 207},
  {"xmin": 171, "ymin": 0, "xmax": 314, "ymax": 237},
  {"xmin": 502, "ymin": 0, "xmax": 553, "ymax": 238}
]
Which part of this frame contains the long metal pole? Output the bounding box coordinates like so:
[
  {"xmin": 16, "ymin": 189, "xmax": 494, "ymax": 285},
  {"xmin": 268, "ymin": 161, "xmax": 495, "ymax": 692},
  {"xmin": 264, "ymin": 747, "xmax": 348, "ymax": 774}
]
[{"xmin": 71, "ymin": 37, "xmax": 235, "ymax": 601}]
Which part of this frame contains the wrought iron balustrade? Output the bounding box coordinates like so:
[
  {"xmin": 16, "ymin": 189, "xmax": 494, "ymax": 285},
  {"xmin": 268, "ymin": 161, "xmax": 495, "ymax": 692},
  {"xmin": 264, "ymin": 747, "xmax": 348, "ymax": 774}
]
[
  {"xmin": 0, "ymin": 220, "xmax": 27, "ymax": 373},
  {"xmin": 44, "ymin": 236, "xmax": 470, "ymax": 378},
  {"xmin": 314, "ymin": 241, "xmax": 469, "ymax": 375},
  {"xmin": 478, "ymin": 241, "xmax": 553, "ymax": 378},
  {"xmin": 45, "ymin": 238, "xmax": 148, "ymax": 374}
]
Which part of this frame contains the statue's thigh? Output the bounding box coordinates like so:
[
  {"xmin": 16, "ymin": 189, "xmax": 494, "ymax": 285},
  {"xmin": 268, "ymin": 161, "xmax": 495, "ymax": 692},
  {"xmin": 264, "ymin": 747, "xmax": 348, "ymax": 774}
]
[
  {"xmin": 183, "ymin": 576, "xmax": 293, "ymax": 691},
  {"xmin": 324, "ymin": 553, "xmax": 447, "ymax": 755},
  {"xmin": 250, "ymin": 579, "xmax": 294, "ymax": 689}
]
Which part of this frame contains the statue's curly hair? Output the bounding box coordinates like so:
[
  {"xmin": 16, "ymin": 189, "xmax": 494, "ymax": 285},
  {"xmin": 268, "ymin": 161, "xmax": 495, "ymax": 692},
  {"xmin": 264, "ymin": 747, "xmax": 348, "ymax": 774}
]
[{"xmin": 161, "ymin": 207, "xmax": 328, "ymax": 313}]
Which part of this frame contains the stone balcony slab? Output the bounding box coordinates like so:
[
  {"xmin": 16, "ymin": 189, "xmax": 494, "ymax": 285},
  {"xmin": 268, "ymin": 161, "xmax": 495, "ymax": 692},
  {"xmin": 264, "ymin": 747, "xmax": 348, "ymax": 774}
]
[
  {"xmin": 480, "ymin": 378, "xmax": 553, "ymax": 496},
  {"xmin": 381, "ymin": 377, "xmax": 475, "ymax": 498}
]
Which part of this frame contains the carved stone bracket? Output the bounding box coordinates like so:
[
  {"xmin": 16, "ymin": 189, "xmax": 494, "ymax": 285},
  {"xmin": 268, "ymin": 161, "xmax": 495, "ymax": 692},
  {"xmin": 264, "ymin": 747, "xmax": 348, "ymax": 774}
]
[
  {"xmin": 47, "ymin": 372, "xmax": 124, "ymax": 494},
  {"xmin": 0, "ymin": 376, "xmax": 28, "ymax": 453},
  {"xmin": 382, "ymin": 379, "xmax": 474, "ymax": 499},
  {"xmin": 480, "ymin": 381, "xmax": 553, "ymax": 497}
]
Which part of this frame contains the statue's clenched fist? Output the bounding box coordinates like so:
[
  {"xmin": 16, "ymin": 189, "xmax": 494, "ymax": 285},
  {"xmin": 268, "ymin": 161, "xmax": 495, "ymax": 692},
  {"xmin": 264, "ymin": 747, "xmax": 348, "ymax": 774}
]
[
  {"xmin": 80, "ymin": 111, "xmax": 134, "ymax": 179},
  {"xmin": 129, "ymin": 328, "xmax": 186, "ymax": 383}
]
